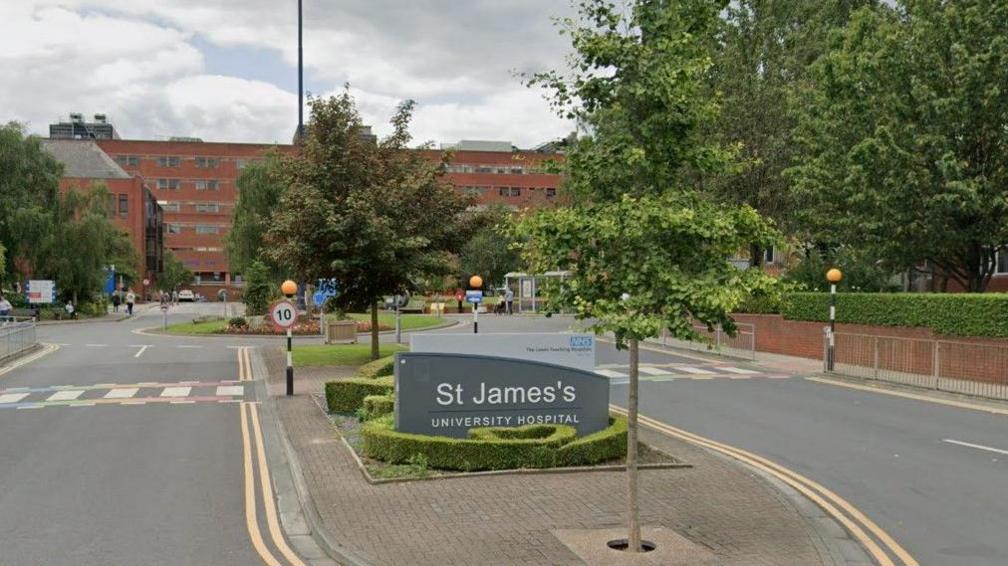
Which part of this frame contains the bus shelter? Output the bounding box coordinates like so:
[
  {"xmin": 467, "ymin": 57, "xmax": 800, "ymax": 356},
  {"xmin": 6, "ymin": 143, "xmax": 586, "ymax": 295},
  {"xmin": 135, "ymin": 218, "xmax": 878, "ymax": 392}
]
[{"xmin": 502, "ymin": 271, "xmax": 570, "ymax": 313}]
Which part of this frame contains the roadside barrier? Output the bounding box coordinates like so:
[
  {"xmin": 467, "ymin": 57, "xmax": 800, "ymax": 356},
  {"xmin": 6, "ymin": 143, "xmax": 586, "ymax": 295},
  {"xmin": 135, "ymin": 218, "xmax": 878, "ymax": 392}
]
[
  {"xmin": 0, "ymin": 318, "xmax": 37, "ymax": 361},
  {"xmin": 826, "ymin": 331, "xmax": 1008, "ymax": 401},
  {"xmin": 650, "ymin": 322, "xmax": 756, "ymax": 360}
]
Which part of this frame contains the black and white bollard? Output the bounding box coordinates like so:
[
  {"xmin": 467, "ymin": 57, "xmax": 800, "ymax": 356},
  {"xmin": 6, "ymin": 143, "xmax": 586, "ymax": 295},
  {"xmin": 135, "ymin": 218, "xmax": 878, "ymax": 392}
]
[{"xmin": 286, "ymin": 327, "xmax": 294, "ymax": 396}]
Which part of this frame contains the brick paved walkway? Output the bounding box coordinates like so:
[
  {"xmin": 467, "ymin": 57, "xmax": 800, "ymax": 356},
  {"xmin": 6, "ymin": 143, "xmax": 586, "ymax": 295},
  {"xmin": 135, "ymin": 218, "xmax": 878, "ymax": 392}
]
[{"xmin": 265, "ymin": 348, "xmax": 853, "ymax": 566}]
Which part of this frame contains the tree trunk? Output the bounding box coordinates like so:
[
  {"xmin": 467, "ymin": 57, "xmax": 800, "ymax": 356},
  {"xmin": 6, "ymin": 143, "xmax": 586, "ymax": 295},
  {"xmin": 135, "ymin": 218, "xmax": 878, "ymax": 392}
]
[
  {"xmin": 749, "ymin": 243, "xmax": 763, "ymax": 269},
  {"xmin": 627, "ymin": 338, "xmax": 641, "ymax": 552},
  {"xmin": 370, "ymin": 302, "xmax": 380, "ymax": 360}
]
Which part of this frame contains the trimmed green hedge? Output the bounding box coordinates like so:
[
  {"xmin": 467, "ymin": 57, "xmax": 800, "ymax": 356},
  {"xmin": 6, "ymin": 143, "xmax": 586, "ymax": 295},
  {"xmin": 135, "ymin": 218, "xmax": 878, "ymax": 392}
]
[
  {"xmin": 361, "ymin": 415, "xmax": 627, "ymax": 471},
  {"xmin": 325, "ymin": 377, "xmax": 394, "ymax": 413},
  {"xmin": 735, "ymin": 292, "xmax": 1008, "ymax": 337},
  {"xmin": 556, "ymin": 415, "xmax": 628, "ymax": 467},
  {"xmin": 361, "ymin": 393, "xmax": 395, "ymax": 420},
  {"xmin": 358, "ymin": 355, "xmax": 395, "ymax": 379},
  {"xmin": 783, "ymin": 292, "xmax": 1008, "ymax": 337}
]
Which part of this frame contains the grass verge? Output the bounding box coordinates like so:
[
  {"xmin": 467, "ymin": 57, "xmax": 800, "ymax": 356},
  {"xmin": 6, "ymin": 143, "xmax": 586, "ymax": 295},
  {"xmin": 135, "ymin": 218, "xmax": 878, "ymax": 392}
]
[{"xmin": 293, "ymin": 343, "xmax": 406, "ymax": 367}]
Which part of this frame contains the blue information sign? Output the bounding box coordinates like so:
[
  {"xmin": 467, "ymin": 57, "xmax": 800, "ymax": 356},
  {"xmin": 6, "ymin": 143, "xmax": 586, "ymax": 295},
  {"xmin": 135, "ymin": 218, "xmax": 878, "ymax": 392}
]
[{"xmin": 465, "ymin": 290, "xmax": 482, "ymax": 304}]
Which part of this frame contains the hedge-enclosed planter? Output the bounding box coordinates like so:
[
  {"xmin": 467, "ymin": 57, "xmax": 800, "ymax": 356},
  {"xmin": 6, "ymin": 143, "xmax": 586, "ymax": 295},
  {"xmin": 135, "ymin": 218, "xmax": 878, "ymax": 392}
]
[
  {"xmin": 361, "ymin": 415, "xmax": 628, "ymax": 471},
  {"xmin": 325, "ymin": 377, "xmax": 394, "ymax": 413}
]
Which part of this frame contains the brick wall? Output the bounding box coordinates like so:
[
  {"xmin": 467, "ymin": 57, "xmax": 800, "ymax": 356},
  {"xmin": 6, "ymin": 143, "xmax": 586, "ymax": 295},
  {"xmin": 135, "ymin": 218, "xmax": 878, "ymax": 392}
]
[{"xmin": 733, "ymin": 313, "xmax": 1008, "ymax": 383}]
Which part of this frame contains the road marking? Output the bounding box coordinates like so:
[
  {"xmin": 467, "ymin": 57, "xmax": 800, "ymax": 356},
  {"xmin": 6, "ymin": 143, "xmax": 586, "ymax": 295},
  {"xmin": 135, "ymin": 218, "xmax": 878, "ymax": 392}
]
[
  {"xmin": 720, "ymin": 366, "xmax": 759, "ymax": 374},
  {"xmin": 639, "ymin": 366, "xmax": 670, "ymax": 376},
  {"xmin": 104, "ymin": 388, "xmax": 139, "ymax": 399},
  {"xmin": 239, "ymin": 403, "xmax": 284, "ymax": 566},
  {"xmin": 47, "ymin": 390, "xmax": 84, "ymax": 401},
  {"xmin": 248, "ymin": 402, "xmax": 308, "ymax": 566},
  {"xmin": 942, "ymin": 439, "xmax": 1008, "ymax": 456},
  {"xmin": 610, "ymin": 405, "xmax": 917, "ymax": 566},
  {"xmin": 133, "ymin": 345, "xmax": 151, "ymax": 358},
  {"xmin": 120, "ymin": 401, "xmax": 147, "ymax": 405},
  {"xmin": 806, "ymin": 376, "xmax": 1008, "ymax": 417},
  {"xmin": 0, "ymin": 393, "xmax": 30, "ymax": 404},
  {"xmin": 595, "ymin": 369, "xmax": 628, "ymax": 378},
  {"xmin": 176, "ymin": 345, "xmax": 203, "ymax": 349},
  {"xmin": 216, "ymin": 386, "xmax": 244, "ymax": 397},
  {"xmin": 160, "ymin": 387, "xmax": 191, "ymax": 398},
  {"xmin": 676, "ymin": 366, "xmax": 716, "ymax": 375},
  {"xmin": 17, "ymin": 405, "xmax": 43, "ymax": 410},
  {"xmin": 0, "ymin": 343, "xmax": 59, "ymax": 378},
  {"xmin": 85, "ymin": 344, "xmax": 108, "ymax": 348}
]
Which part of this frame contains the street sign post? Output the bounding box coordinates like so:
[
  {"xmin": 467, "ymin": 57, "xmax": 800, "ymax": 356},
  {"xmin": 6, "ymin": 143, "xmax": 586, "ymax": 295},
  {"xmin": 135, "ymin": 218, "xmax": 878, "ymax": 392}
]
[
  {"xmin": 466, "ymin": 289, "xmax": 482, "ymax": 334},
  {"xmin": 274, "ymin": 286, "xmax": 299, "ymax": 396}
]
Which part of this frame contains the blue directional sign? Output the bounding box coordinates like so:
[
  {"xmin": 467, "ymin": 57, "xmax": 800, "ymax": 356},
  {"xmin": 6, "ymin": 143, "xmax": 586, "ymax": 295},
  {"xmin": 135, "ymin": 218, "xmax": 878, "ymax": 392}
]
[
  {"xmin": 313, "ymin": 278, "xmax": 339, "ymax": 306},
  {"xmin": 465, "ymin": 290, "xmax": 483, "ymax": 304}
]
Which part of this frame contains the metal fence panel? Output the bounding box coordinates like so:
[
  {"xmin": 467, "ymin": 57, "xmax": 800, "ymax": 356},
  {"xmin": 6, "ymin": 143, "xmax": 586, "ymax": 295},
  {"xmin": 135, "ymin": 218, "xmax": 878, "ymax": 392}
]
[
  {"xmin": 648, "ymin": 322, "xmax": 756, "ymax": 361},
  {"xmin": 830, "ymin": 332, "xmax": 1008, "ymax": 401},
  {"xmin": 0, "ymin": 319, "xmax": 37, "ymax": 361}
]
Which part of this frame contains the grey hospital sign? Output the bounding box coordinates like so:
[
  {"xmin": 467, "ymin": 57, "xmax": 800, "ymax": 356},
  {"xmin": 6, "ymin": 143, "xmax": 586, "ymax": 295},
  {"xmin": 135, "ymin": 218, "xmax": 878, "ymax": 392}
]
[{"xmin": 394, "ymin": 352, "xmax": 610, "ymax": 438}]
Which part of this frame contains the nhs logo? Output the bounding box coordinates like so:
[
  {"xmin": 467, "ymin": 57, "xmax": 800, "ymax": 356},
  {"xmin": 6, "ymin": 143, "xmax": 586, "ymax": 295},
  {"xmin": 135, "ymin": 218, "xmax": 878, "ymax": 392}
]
[{"xmin": 570, "ymin": 335, "xmax": 594, "ymax": 350}]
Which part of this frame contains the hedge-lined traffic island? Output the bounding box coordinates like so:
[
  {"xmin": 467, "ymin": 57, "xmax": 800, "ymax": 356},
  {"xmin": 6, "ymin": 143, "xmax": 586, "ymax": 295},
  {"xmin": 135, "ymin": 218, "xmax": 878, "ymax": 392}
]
[{"xmin": 319, "ymin": 355, "xmax": 681, "ymax": 480}]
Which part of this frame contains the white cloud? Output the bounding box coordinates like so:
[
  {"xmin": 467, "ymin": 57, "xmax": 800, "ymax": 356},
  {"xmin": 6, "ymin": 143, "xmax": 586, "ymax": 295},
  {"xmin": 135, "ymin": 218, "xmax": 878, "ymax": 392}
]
[{"xmin": 1, "ymin": 1, "xmax": 575, "ymax": 146}]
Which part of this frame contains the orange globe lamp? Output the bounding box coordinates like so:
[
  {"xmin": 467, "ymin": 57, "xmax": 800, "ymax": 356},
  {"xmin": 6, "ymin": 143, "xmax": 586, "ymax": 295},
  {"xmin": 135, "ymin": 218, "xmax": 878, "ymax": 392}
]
[
  {"xmin": 469, "ymin": 275, "xmax": 483, "ymax": 289},
  {"xmin": 826, "ymin": 268, "xmax": 843, "ymax": 284},
  {"xmin": 281, "ymin": 280, "xmax": 298, "ymax": 298}
]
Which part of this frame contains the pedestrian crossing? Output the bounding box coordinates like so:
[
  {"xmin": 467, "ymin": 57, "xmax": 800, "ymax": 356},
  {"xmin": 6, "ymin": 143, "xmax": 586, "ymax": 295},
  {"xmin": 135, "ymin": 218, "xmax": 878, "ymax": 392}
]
[
  {"xmin": 0, "ymin": 381, "xmax": 248, "ymax": 410},
  {"xmin": 597, "ymin": 363, "xmax": 791, "ymax": 383}
]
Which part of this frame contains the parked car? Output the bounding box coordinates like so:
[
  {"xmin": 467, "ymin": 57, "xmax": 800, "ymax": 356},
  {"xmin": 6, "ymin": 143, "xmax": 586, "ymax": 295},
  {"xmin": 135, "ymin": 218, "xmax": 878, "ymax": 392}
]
[{"xmin": 178, "ymin": 290, "xmax": 195, "ymax": 302}]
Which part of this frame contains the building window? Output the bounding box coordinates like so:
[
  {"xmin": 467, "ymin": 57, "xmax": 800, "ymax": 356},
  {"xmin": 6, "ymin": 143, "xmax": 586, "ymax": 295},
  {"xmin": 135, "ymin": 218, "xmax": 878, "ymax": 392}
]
[
  {"xmin": 195, "ymin": 225, "xmax": 219, "ymax": 234},
  {"xmin": 510, "ymin": 167, "xmax": 523, "ymax": 174},
  {"xmin": 496, "ymin": 167, "xmax": 508, "ymax": 174},
  {"xmin": 114, "ymin": 155, "xmax": 139, "ymax": 167},
  {"xmin": 167, "ymin": 224, "xmax": 182, "ymax": 234},
  {"xmin": 196, "ymin": 203, "xmax": 220, "ymax": 213},
  {"xmin": 545, "ymin": 187, "xmax": 556, "ymax": 198},
  {"xmin": 157, "ymin": 156, "xmax": 181, "ymax": 167},
  {"xmin": 764, "ymin": 246, "xmax": 776, "ymax": 265},
  {"xmin": 476, "ymin": 166, "xmax": 494, "ymax": 173},
  {"xmin": 118, "ymin": 194, "xmax": 128, "ymax": 216},
  {"xmin": 195, "ymin": 180, "xmax": 219, "ymax": 191},
  {"xmin": 159, "ymin": 201, "xmax": 180, "ymax": 212},
  {"xmin": 156, "ymin": 178, "xmax": 180, "ymax": 190},
  {"xmin": 498, "ymin": 187, "xmax": 509, "ymax": 197},
  {"xmin": 997, "ymin": 251, "xmax": 1008, "ymax": 274},
  {"xmin": 194, "ymin": 156, "xmax": 220, "ymax": 169},
  {"xmin": 510, "ymin": 187, "xmax": 521, "ymax": 197}
]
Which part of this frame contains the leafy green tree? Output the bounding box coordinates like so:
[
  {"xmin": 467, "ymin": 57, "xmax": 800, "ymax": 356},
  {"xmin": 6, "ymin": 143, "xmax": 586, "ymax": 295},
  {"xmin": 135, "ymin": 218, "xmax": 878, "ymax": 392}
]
[
  {"xmin": 788, "ymin": 1, "xmax": 1008, "ymax": 291},
  {"xmin": 36, "ymin": 185, "xmax": 139, "ymax": 304},
  {"xmin": 0, "ymin": 123, "xmax": 61, "ymax": 285},
  {"xmin": 157, "ymin": 251, "xmax": 193, "ymax": 293},
  {"xmin": 265, "ymin": 91, "xmax": 468, "ymax": 359},
  {"xmin": 522, "ymin": 0, "xmax": 778, "ymax": 551},
  {"xmin": 707, "ymin": 1, "xmax": 875, "ymax": 265},
  {"xmin": 458, "ymin": 204, "xmax": 523, "ymax": 289},
  {"xmin": 226, "ymin": 152, "xmax": 286, "ymax": 275},
  {"xmin": 242, "ymin": 260, "xmax": 274, "ymax": 316}
]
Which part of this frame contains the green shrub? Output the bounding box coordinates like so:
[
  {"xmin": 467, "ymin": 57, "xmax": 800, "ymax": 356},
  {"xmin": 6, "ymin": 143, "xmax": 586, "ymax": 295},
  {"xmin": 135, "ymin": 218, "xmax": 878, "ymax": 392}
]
[
  {"xmin": 361, "ymin": 415, "xmax": 627, "ymax": 471},
  {"xmin": 229, "ymin": 316, "xmax": 247, "ymax": 327},
  {"xmin": 358, "ymin": 355, "xmax": 395, "ymax": 379},
  {"xmin": 360, "ymin": 393, "xmax": 395, "ymax": 420},
  {"xmin": 556, "ymin": 416, "xmax": 627, "ymax": 466},
  {"xmin": 324, "ymin": 377, "xmax": 394, "ymax": 413},
  {"xmin": 781, "ymin": 292, "xmax": 1008, "ymax": 337}
]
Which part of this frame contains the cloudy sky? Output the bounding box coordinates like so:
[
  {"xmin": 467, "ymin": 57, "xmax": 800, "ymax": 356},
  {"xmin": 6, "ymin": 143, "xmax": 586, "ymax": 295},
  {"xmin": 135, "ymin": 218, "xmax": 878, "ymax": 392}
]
[{"xmin": 0, "ymin": 1, "xmax": 577, "ymax": 147}]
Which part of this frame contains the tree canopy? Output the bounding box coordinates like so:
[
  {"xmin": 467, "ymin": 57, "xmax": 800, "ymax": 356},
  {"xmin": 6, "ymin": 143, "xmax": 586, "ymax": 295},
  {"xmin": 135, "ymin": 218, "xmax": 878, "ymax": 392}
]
[
  {"xmin": 226, "ymin": 151, "xmax": 286, "ymax": 276},
  {"xmin": 787, "ymin": 0, "xmax": 1008, "ymax": 291},
  {"xmin": 264, "ymin": 90, "xmax": 469, "ymax": 358}
]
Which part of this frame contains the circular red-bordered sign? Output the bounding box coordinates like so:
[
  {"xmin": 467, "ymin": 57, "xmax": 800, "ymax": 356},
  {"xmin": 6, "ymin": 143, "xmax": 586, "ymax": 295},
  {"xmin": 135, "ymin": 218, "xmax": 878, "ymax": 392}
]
[{"xmin": 270, "ymin": 299, "xmax": 298, "ymax": 331}]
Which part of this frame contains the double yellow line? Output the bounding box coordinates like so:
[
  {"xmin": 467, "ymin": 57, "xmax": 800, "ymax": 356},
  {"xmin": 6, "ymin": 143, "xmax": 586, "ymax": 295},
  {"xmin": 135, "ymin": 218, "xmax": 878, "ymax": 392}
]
[
  {"xmin": 609, "ymin": 405, "xmax": 917, "ymax": 566},
  {"xmin": 237, "ymin": 347, "xmax": 306, "ymax": 566}
]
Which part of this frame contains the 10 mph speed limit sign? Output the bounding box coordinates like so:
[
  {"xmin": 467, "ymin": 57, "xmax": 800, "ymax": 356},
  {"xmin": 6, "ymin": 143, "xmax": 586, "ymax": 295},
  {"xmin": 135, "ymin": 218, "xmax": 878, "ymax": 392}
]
[{"xmin": 270, "ymin": 300, "xmax": 298, "ymax": 331}]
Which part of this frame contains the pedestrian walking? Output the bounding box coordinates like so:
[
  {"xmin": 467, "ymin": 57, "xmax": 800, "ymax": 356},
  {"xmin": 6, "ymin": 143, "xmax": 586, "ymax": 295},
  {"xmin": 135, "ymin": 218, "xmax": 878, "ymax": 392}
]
[
  {"xmin": 0, "ymin": 295, "xmax": 12, "ymax": 322},
  {"xmin": 111, "ymin": 292, "xmax": 121, "ymax": 313},
  {"xmin": 125, "ymin": 289, "xmax": 136, "ymax": 316},
  {"xmin": 504, "ymin": 287, "xmax": 514, "ymax": 315},
  {"xmin": 64, "ymin": 300, "xmax": 76, "ymax": 320},
  {"xmin": 171, "ymin": 289, "xmax": 179, "ymax": 305}
]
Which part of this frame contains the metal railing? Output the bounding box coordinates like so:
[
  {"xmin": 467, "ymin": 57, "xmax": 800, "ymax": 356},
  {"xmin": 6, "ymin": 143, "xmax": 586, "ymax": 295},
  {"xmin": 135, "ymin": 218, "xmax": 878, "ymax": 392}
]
[
  {"xmin": 0, "ymin": 318, "xmax": 38, "ymax": 361},
  {"xmin": 650, "ymin": 322, "xmax": 756, "ymax": 360},
  {"xmin": 826, "ymin": 331, "xmax": 1008, "ymax": 401}
]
